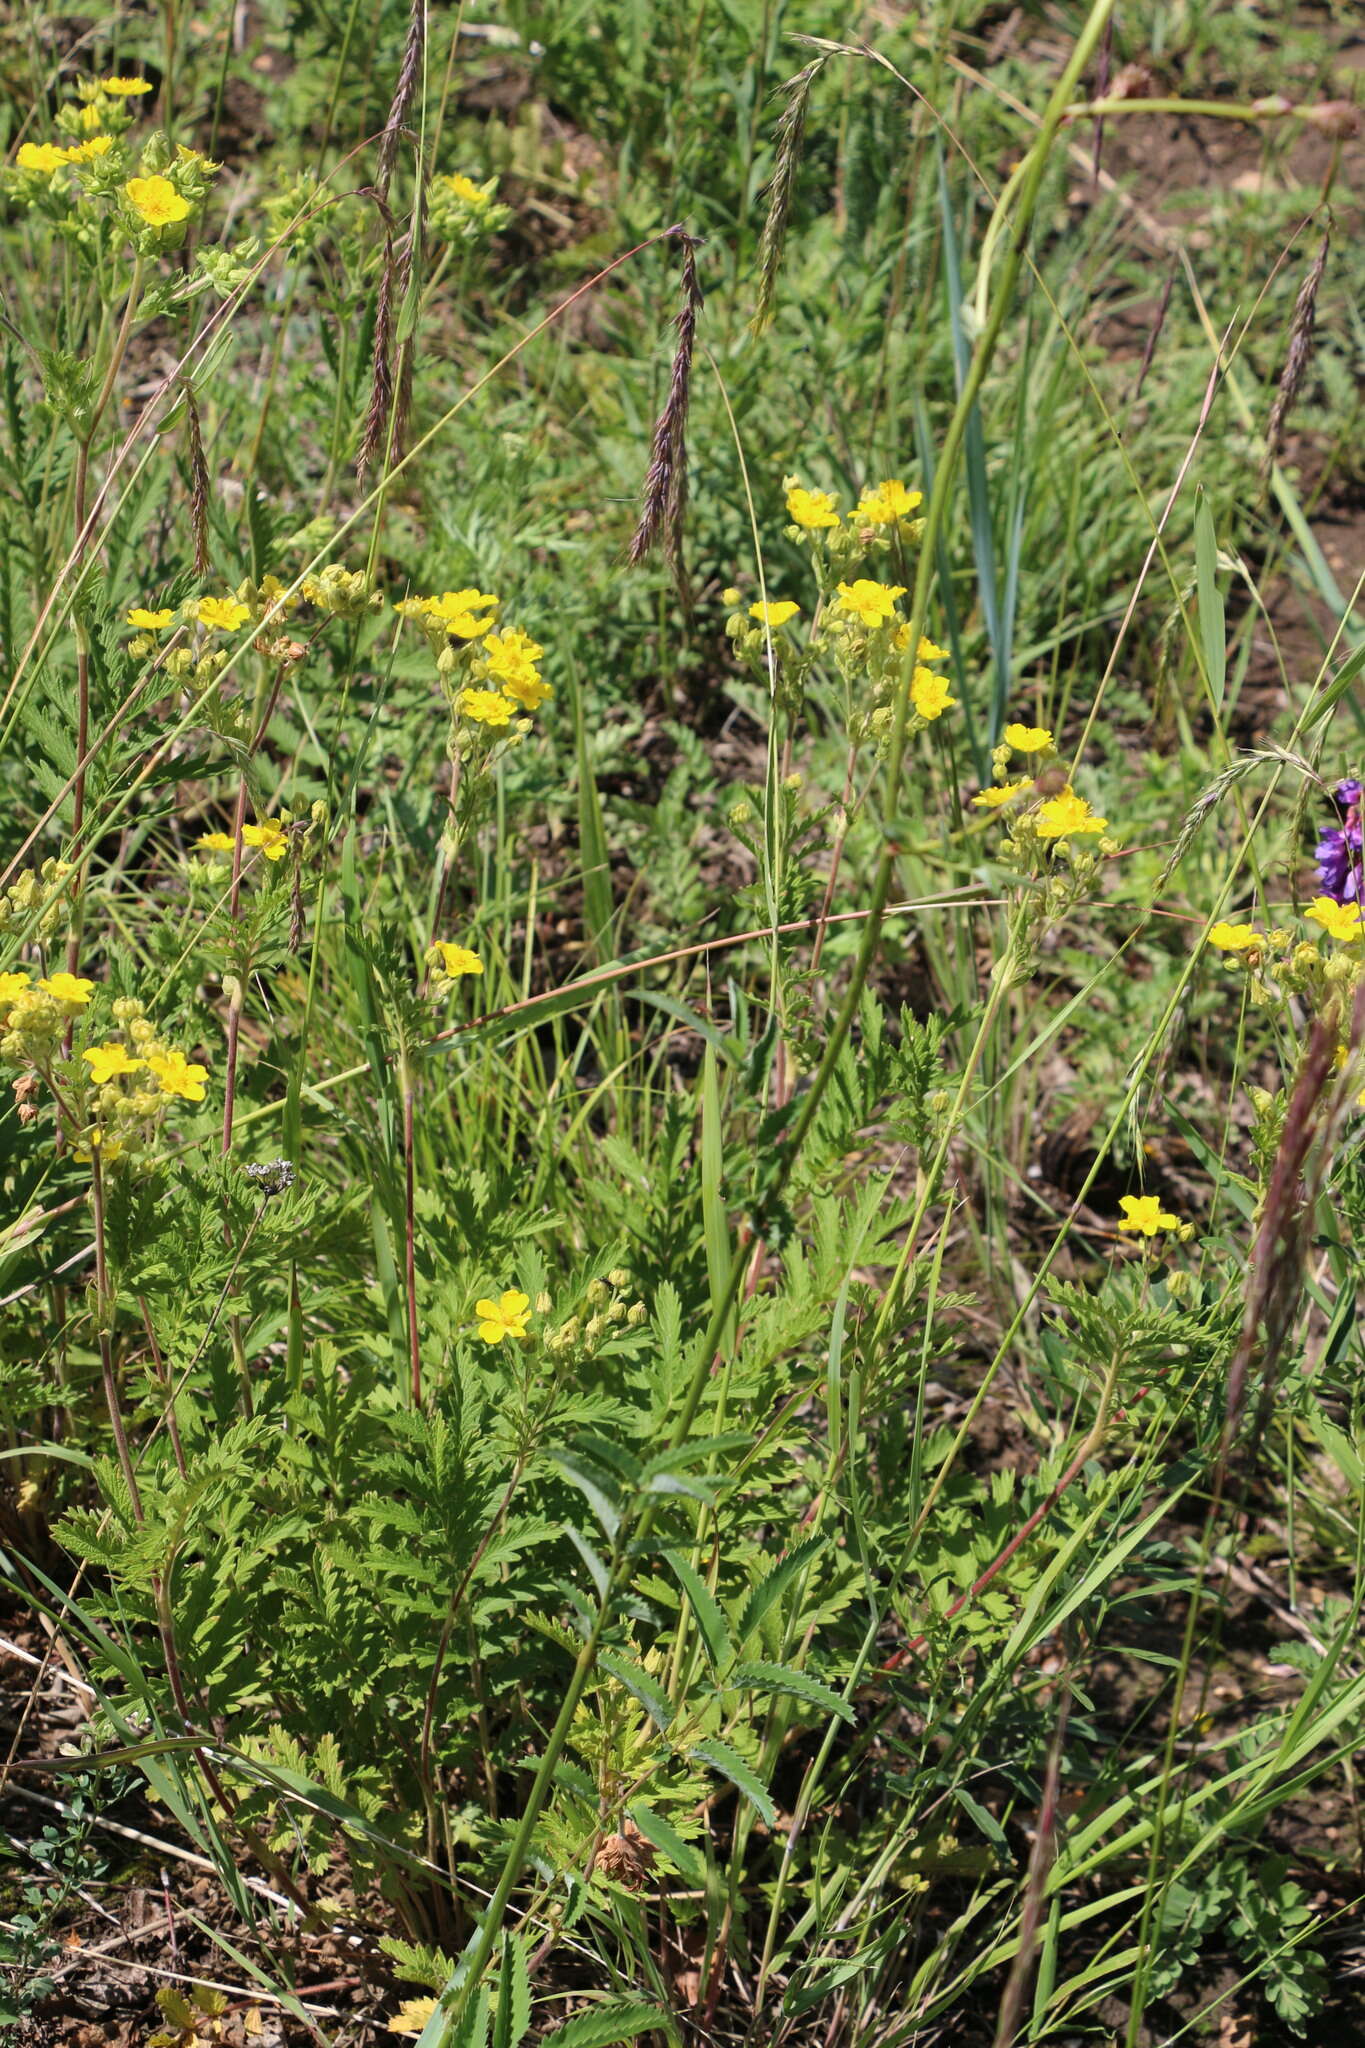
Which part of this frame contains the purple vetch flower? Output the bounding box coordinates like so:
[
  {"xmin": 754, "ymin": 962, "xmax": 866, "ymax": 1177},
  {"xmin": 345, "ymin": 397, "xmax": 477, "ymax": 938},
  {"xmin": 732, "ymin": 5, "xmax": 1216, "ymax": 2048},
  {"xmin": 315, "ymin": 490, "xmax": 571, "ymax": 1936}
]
[{"xmin": 1316, "ymin": 778, "xmax": 1363, "ymax": 903}]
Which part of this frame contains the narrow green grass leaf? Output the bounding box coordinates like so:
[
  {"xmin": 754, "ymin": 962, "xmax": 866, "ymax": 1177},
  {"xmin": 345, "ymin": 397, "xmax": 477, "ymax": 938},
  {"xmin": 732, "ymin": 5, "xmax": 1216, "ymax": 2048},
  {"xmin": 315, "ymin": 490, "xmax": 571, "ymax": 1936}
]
[
  {"xmin": 938, "ymin": 149, "xmax": 1008, "ymax": 739},
  {"xmin": 1194, "ymin": 485, "xmax": 1226, "ymax": 713},
  {"xmin": 571, "ymin": 666, "xmax": 615, "ymax": 962},
  {"xmin": 701, "ymin": 1043, "xmax": 731, "ymax": 1330},
  {"xmin": 1306, "ymin": 638, "xmax": 1365, "ymax": 726}
]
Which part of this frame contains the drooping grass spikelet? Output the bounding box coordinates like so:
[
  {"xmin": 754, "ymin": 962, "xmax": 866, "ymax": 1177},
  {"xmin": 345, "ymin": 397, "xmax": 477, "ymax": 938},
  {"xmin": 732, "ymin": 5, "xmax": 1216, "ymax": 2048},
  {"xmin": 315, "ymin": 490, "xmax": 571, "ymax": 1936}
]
[
  {"xmin": 182, "ymin": 379, "xmax": 210, "ymax": 578},
  {"xmin": 358, "ymin": 218, "xmax": 398, "ymax": 482},
  {"xmin": 1261, "ymin": 221, "xmax": 1330, "ymax": 483},
  {"xmin": 750, "ymin": 54, "xmax": 828, "ymax": 337},
  {"xmin": 378, "ymin": 0, "xmax": 425, "ymax": 193},
  {"xmin": 1155, "ymin": 746, "xmax": 1318, "ymax": 895},
  {"xmin": 627, "ymin": 228, "xmax": 703, "ymax": 598},
  {"xmin": 1222, "ymin": 982, "xmax": 1361, "ymax": 1453}
]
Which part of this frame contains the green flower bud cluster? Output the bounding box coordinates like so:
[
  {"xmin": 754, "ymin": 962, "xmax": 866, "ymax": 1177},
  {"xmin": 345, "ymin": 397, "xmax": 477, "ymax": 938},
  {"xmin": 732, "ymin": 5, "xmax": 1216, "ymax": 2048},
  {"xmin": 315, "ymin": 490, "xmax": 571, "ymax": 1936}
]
[
  {"xmin": 427, "ymin": 173, "xmax": 511, "ymax": 245},
  {"xmin": 263, "ymin": 170, "xmax": 334, "ymax": 256},
  {"xmin": 544, "ymin": 1272, "xmax": 647, "ymax": 1358},
  {"xmin": 299, "ymin": 565, "xmax": 385, "ymax": 619},
  {"xmin": 0, "ymin": 858, "xmax": 76, "ymax": 944}
]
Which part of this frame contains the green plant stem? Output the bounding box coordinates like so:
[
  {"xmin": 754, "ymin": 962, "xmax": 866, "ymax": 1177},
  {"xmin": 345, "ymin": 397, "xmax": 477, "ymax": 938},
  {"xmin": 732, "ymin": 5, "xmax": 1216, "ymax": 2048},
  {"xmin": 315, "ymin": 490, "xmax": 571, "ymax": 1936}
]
[
  {"xmin": 401, "ymin": 1054, "xmax": 421, "ymax": 1405},
  {"xmin": 89, "ymin": 1145, "xmax": 142, "ymax": 1525},
  {"xmin": 66, "ymin": 256, "xmax": 144, "ymax": 975},
  {"xmin": 417, "ymin": 1455, "xmax": 527, "ymax": 1859}
]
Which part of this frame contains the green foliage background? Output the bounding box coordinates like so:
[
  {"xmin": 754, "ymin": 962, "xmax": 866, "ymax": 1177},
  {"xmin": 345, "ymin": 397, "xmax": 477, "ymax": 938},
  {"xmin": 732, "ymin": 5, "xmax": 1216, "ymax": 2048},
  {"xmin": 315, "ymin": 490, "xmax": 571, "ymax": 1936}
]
[{"xmin": 0, "ymin": 1, "xmax": 1363, "ymax": 2041}]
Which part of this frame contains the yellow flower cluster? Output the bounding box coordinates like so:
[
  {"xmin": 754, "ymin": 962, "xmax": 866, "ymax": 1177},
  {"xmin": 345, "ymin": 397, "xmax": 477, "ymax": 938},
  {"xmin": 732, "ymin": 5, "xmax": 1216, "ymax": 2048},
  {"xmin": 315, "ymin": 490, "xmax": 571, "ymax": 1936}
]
[
  {"xmin": 17, "ymin": 135, "xmax": 118, "ymax": 175},
  {"xmin": 0, "ymin": 982, "xmax": 209, "ymax": 1163},
  {"xmin": 727, "ymin": 473, "xmax": 954, "ymax": 747},
  {"xmin": 973, "ymin": 719, "xmax": 1112, "ymax": 854},
  {"xmin": 194, "ymin": 817, "xmax": 289, "ymax": 866},
  {"xmin": 784, "ymin": 474, "xmax": 923, "ymax": 539},
  {"xmin": 398, "ymin": 588, "xmax": 551, "ymax": 735},
  {"xmin": 10, "ymin": 82, "xmax": 216, "ymax": 243},
  {"xmin": 125, "ymin": 567, "xmax": 375, "ymax": 670}
]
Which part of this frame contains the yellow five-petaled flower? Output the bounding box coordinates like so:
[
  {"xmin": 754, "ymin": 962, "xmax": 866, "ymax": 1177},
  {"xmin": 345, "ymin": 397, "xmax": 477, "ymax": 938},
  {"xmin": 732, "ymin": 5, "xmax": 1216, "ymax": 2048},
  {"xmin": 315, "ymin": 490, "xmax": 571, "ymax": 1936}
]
[
  {"xmin": 852, "ymin": 478, "xmax": 922, "ymax": 526},
  {"xmin": 1207, "ymin": 921, "xmax": 1261, "ymax": 953},
  {"xmin": 82, "ymin": 1042, "xmax": 144, "ymax": 1085},
  {"xmin": 127, "ymin": 606, "xmax": 175, "ymax": 631},
  {"xmin": 834, "ymin": 579, "xmax": 906, "ymax": 630},
  {"xmin": 16, "ymin": 142, "xmax": 68, "ymax": 174},
  {"xmin": 38, "ymin": 972, "xmax": 94, "ymax": 1006},
  {"xmin": 749, "ymin": 601, "xmax": 800, "ymax": 628},
  {"xmin": 475, "ymin": 1290, "xmax": 531, "ymax": 1344},
  {"xmin": 973, "ymin": 780, "xmax": 1033, "ymax": 809},
  {"xmin": 443, "ymin": 173, "xmax": 495, "ymax": 208},
  {"xmin": 427, "ymin": 941, "xmax": 484, "ymax": 978},
  {"xmin": 422, "ymin": 589, "xmax": 499, "ymax": 637},
  {"xmin": 146, "ymin": 1048, "xmax": 210, "ymax": 1100},
  {"xmin": 458, "ymin": 688, "xmax": 514, "ymax": 727},
  {"xmin": 1305, "ymin": 896, "xmax": 1365, "ymax": 943},
  {"xmin": 1117, "ymin": 1195, "xmax": 1181, "ymax": 1238},
  {"xmin": 1036, "ymin": 788, "xmax": 1107, "ymax": 839},
  {"xmin": 1003, "ymin": 722, "xmax": 1054, "ymax": 754},
  {"xmin": 193, "ymin": 595, "xmax": 251, "ymax": 631},
  {"xmin": 124, "ymin": 174, "xmax": 190, "ymax": 227},
  {"xmin": 911, "ymin": 667, "xmax": 956, "ymax": 720},
  {"xmin": 242, "ymin": 821, "xmax": 288, "ymax": 861},
  {"xmin": 785, "ymin": 483, "xmax": 840, "ymax": 530}
]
